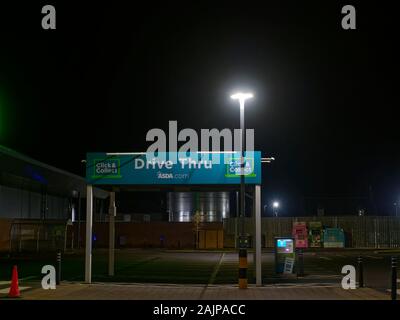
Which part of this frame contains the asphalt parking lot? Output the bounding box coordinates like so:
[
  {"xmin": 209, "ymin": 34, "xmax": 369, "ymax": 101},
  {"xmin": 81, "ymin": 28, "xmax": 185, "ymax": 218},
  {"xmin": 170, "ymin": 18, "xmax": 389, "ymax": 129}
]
[{"xmin": 0, "ymin": 249, "xmax": 398, "ymax": 295}]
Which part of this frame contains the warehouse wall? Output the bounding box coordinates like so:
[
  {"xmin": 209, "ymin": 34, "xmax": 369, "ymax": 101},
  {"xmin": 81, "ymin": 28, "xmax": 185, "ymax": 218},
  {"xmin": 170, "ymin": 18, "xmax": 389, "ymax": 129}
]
[
  {"xmin": 0, "ymin": 219, "xmax": 12, "ymax": 251},
  {"xmin": 0, "ymin": 184, "xmax": 70, "ymax": 219},
  {"xmin": 69, "ymin": 221, "xmax": 223, "ymax": 249}
]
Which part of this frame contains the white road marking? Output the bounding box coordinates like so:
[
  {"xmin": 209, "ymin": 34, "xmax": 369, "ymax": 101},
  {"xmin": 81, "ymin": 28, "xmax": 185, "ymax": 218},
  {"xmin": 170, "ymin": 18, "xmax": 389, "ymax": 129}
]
[
  {"xmin": 319, "ymin": 256, "xmax": 332, "ymax": 261},
  {"xmin": 0, "ymin": 276, "xmax": 36, "ymax": 286},
  {"xmin": 305, "ymin": 274, "xmax": 342, "ymax": 279},
  {"xmin": 20, "ymin": 276, "xmax": 37, "ymax": 281},
  {"xmin": 267, "ymin": 283, "xmax": 340, "ymax": 288},
  {"xmin": 366, "ymin": 255, "xmax": 383, "ymax": 260},
  {"xmin": 0, "ymin": 286, "xmax": 31, "ymax": 294},
  {"xmin": 0, "ymin": 276, "xmax": 37, "ymax": 286}
]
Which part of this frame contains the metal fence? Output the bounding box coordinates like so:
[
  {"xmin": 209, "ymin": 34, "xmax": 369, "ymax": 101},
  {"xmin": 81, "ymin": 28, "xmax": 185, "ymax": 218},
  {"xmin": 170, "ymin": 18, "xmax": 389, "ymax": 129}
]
[
  {"xmin": 9, "ymin": 219, "xmax": 69, "ymax": 252},
  {"xmin": 223, "ymin": 216, "xmax": 400, "ymax": 248}
]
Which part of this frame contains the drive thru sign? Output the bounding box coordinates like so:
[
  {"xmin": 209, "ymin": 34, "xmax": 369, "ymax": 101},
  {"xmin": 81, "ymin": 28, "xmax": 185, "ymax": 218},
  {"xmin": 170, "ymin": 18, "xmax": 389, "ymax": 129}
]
[{"xmin": 86, "ymin": 151, "xmax": 261, "ymax": 185}]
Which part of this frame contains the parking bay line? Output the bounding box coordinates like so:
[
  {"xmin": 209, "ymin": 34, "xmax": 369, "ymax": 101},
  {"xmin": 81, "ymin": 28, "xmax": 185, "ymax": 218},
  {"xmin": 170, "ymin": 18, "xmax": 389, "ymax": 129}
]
[
  {"xmin": 208, "ymin": 253, "xmax": 225, "ymax": 285},
  {"xmin": 319, "ymin": 256, "xmax": 332, "ymax": 261},
  {"xmin": 0, "ymin": 276, "xmax": 36, "ymax": 286},
  {"xmin": 0, "ymin": 286, "xmax": 31, "ymax": 294},
  {"xmin": 365, "ymin": 255, "xmax": 383, "ymax": 260}
]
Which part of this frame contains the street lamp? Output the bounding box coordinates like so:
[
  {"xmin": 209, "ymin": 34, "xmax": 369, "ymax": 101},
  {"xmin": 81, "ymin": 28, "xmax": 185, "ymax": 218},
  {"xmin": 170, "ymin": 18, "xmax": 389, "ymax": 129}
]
[
  {"xmin": 231, "ymin": 91, "xmax": 253, "ymax": 289},
  {"xmin": 272, "ymin": 201, "xmax": 280, "ymax": 217}
]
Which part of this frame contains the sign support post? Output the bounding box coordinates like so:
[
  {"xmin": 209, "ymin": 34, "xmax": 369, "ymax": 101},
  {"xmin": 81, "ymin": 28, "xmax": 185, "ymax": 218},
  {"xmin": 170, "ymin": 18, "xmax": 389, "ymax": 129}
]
[
  {"xmin": 255, "ymin": 184, "xmax": 262, "ymax": 286},
  {"xmin": 85, "ymin": 184, "xmax": 93, "ymax": 283},
  {"xmin": 108, "ymin": 191, "xmax": 116, "ymax": 276}
]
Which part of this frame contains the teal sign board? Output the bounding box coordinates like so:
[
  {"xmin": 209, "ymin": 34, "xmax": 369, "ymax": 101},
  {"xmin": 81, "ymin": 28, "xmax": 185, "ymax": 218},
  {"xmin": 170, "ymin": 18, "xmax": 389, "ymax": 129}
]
[{"xmin": 86, "ymin": 152, "xmax": 261, "ymax": 185}]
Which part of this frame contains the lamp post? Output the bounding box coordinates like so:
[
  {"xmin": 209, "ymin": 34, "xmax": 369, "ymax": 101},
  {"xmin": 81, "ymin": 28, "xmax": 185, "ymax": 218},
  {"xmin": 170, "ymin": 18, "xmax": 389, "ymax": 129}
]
[
  {"xmin": 273, "ymin": 201, "xmax": 280, "ymax": 217},
  {"xmin": 231, "ymin": 92, "xmax": 253, "ymax": 289}
]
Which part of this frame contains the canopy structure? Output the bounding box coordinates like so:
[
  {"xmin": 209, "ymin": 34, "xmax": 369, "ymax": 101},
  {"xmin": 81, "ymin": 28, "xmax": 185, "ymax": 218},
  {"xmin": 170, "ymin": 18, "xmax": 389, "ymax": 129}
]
[{"xmin": 84, "ymin": 151, "xmax": 263, "ymax": 286}]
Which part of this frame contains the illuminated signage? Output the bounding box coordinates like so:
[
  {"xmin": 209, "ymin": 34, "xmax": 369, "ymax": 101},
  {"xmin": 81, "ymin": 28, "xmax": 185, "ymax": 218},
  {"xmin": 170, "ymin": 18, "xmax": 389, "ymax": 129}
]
[{"xmin": 86, "ymin": 152, "xmax": 261, "ymax": 185}]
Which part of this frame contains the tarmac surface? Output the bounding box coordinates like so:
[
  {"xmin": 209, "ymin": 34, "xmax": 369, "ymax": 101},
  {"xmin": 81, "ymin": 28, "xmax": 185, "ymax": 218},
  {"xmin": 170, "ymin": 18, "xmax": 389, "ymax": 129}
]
[
  {"xmin": 5, "ymin": 281, "xmax": 391, "ymax": 300},
  {"xmin": 1, "ymin": 248, "xmax": 399, "ymax": 300}
]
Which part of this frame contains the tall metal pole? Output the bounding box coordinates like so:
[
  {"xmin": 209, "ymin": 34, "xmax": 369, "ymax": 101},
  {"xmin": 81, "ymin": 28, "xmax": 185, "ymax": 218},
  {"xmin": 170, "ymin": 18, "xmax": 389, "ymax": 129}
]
[
  {"xmin": 238, "ymin": 99, "xmax": 248, "ymax": 289},
  {"xmin": 240, "ymin": 100, "xmax": 245, "ymax": 237},
  {"xmin": 235, "ymin": 191, "xmax": 239, "ymax": 249}
]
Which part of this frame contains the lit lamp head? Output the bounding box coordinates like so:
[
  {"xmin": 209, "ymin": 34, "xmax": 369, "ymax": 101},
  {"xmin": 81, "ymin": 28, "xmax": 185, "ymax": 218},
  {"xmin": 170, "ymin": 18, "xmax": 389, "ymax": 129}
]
[
  {"xmin": 231, "ymin": 92, "xmax": 253, "ymax": 109},
  {"xmin": 273, "ymin": 201, "xmax": 280, "ymax": 209}
]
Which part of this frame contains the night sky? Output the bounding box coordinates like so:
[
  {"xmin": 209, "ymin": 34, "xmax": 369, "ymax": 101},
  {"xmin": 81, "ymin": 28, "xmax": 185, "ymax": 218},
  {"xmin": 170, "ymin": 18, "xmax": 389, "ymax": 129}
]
[{"xmin": 0, "ymin": 1, "xmax": 398, "ymax": 216}]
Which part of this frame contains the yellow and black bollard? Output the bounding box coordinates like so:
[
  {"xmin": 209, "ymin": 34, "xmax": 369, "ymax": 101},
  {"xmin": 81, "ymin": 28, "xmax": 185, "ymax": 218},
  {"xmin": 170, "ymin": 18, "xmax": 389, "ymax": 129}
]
[
  {"xmin": 239, "ymin": 248, "xmax": 248, "ymax": 288},
  {"xmin": 238, "ymin": 234, "xmax": 248, "ymax": 289}
]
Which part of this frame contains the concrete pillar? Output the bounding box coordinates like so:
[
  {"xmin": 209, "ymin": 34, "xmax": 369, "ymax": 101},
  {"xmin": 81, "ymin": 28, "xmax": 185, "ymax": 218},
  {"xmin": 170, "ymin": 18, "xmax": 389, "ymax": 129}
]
[
  {"xmin": 85, "ymin": 184, "xmax": 93, "ymax": 283},
  {"xmin": 108, "ymin": 191, "xmax": 116, "ymax": 276}
]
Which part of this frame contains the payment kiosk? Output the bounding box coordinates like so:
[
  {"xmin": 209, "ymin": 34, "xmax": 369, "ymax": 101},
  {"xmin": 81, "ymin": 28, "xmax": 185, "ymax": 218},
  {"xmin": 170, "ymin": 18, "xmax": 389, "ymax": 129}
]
[{"xmin": 274, "ymin": 237, "xmax": 296, "ymax": 274}]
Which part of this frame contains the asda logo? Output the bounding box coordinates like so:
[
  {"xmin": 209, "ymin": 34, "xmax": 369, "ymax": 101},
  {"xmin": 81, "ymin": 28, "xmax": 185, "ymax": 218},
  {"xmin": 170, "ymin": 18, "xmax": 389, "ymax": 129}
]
[
  {"xmin": 225, "ymin": 158, "xmax": 255, "ymax": 177},
  {"xmin": 157, "ymin": 172, "xmax": 173, "ymax": 179}
]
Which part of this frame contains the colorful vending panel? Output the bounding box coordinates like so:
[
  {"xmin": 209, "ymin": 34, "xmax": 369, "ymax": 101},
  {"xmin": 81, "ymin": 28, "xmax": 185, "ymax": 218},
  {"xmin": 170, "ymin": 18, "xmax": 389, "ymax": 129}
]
[
  {"xmin": 323, "ymin": 228, "xmax": 345, "ymax": 248},
  {"xmin": 309, "ymin": 221, "xmax": 323, "ymax": 248},
  {"xmin": 292, "ymin": 222, "xmax": 308, "ymax": 248}
]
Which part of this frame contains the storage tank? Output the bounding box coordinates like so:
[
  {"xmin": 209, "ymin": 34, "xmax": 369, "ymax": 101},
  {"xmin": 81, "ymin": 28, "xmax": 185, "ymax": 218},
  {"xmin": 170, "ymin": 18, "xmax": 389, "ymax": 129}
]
[{"xmin": 167, "ymin": 192, "xmax": 230, "ymax": 222}]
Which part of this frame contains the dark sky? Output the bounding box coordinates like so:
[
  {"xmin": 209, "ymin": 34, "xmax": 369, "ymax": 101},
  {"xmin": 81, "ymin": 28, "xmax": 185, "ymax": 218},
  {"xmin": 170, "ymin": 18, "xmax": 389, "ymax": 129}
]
[{"xmin": 0, "ymin": 1, "xmax": 398, "ymax": 215}]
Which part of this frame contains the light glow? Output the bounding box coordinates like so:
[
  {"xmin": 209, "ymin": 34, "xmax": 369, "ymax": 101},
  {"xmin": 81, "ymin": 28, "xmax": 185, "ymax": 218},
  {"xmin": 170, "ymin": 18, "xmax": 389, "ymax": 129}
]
[{"xmin": 230, "ymin": 92, "xmax": 254, "ymax": 101}]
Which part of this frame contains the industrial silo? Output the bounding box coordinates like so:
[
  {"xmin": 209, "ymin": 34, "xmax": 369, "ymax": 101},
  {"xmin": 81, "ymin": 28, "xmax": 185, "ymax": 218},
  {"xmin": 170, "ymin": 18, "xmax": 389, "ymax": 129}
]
[{"xmin": 167, "ymin": 192, "xmax": 230, "ymax": 222}]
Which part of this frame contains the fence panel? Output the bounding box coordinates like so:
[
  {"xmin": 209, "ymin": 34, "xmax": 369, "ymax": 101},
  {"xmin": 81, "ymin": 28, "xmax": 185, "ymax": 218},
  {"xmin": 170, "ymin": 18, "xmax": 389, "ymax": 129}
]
[{"xmin": 223, "ymin": 216, "xmax": 400, "ymax": 248}]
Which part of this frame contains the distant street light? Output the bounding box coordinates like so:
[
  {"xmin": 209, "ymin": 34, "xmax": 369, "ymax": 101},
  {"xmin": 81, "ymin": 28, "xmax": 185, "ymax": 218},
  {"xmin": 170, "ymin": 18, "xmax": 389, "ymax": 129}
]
[{"xmin": 272, "ymin": 201, "xmax": 280, "ymax": 217}]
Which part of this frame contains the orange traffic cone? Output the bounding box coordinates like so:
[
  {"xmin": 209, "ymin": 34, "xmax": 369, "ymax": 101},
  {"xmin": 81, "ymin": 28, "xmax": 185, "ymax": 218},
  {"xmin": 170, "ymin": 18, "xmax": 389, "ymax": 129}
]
[{"xmin": 8, "ymin": 265, "xmax": 20, "ymax": 298}]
